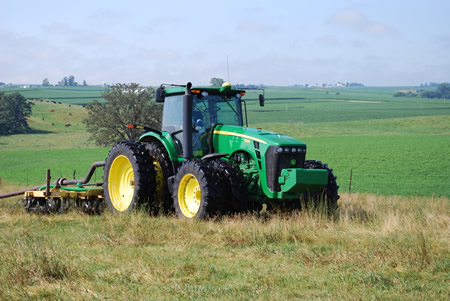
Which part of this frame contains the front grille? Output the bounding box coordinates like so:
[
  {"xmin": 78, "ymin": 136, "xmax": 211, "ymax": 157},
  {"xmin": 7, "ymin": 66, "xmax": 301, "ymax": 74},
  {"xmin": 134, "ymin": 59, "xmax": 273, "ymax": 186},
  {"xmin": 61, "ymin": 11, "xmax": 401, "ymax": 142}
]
[{"xmin": 265, "ymin": 146, "xmax": 306, "ymax": 192}]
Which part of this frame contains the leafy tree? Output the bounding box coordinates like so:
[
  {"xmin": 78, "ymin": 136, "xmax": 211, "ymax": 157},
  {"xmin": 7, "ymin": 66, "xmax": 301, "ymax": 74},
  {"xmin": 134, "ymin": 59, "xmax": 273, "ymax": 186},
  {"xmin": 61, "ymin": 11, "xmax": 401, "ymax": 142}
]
[
  {"xmin": 0, "ymin": 92, "xmax": 33, "ymax": 135},
  {"xmin": 82, "ymin": 80, "xmax": 87, "ymax": 86},
  {"xmin": 210, "ymin": 77, "xmax": 224, "ymax": 87},
  {"xmin": 59, "ymin": 77, "xmax": 69, "ymax": 86},
  {"xmin": 83, "ymin": 83, "xmax": 162, "ymax": 146},
  {"xmin": 42, "ymin": 78, "xmax": 50, "ymax": 86},
  {"xmin": 68, "ymin": 75, "xmax": 78, "ymax": 86},
  {"xmin": 437, "ymin": 83, "xmax": 450, "ymax": 99},
  {"xmin": 420, "ymin": 90, "xmax": 440, "ymax": 99}
]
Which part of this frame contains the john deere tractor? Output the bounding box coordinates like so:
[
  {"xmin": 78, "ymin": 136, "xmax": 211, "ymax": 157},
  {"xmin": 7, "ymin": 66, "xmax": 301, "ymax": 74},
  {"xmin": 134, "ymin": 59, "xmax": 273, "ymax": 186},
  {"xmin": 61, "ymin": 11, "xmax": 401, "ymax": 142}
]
[{"xmin": 103, "ymin": 82, "xmax": 339, "ymax": 219}]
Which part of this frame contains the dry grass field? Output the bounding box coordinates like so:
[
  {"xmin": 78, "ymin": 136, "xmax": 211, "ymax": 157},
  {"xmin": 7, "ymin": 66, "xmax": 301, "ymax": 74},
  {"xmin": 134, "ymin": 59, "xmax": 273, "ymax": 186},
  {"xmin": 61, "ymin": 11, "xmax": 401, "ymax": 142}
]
[{"xmin": 0, "ymin": 187, "xmax": 448, "ymax": 300}]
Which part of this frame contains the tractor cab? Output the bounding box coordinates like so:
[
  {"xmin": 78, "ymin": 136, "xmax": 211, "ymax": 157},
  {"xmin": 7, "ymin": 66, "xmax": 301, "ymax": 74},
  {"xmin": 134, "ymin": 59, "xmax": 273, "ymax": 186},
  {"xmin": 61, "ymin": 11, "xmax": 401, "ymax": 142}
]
[{"xmin": 157, "ymin": 83, "xmax": 247, "ymax": 158}]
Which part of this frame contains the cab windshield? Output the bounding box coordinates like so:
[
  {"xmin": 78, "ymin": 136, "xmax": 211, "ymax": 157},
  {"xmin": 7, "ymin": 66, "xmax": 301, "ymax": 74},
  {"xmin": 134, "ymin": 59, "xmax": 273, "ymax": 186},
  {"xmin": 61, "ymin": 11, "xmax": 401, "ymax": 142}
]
[
  {"xmin": 161, "ymin": 92, "xmax": 243, "ymax": 157},
  {"xmin": 192, "ymin": 94, "xmax": 242, "ymax": 128}
]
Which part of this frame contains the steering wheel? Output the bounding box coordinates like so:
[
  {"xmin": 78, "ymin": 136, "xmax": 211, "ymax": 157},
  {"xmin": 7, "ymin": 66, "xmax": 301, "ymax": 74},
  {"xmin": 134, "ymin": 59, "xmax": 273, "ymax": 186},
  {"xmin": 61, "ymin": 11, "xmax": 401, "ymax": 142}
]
[{"xmin": 203, "ymin": 106, "xmax": 221, "ymax": 114}]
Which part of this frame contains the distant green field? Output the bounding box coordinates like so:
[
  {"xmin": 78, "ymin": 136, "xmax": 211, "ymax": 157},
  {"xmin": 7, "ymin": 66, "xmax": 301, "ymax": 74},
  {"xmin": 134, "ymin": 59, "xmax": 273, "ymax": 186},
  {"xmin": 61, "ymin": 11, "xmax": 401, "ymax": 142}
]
[
  {"xmin": 244, "ymin": 87, "xmax": 448, "ymax": 124},
  {"xmin": 1, "ymin": 86, "xmax": 105, "ymax": 104},
  {"xmin": 0, "ymin": 86, "xmax": 449, "ymax": 198},
  {"xmin": 305, "ymin": 135, "xmax": 449, "ymax": 197},
  {"xmin": 0, "ymin": 101, "xmax": 96, "ymax": 151}
]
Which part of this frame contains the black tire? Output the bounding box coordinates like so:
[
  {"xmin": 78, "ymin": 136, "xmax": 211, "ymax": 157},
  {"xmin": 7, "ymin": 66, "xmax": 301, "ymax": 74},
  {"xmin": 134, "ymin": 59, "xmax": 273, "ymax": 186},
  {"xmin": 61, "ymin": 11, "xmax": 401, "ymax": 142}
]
[
  {"xmin": 172, "ymin": 160, "xmax": 225, "ymax": 219},
  {"xmin": 211, "ymin": 159, "xmax": 247, "ymax": 214},
  {"xmin": 303, "ymin": 160, "xmax": 340, "ymax": 213},
  {"xmin": 145, "ymin": 141, "xmax": 174, "ymax": 214},
  {"xmin": 103, "ymin": 141, "xmax": 155, "ymax": 213}
]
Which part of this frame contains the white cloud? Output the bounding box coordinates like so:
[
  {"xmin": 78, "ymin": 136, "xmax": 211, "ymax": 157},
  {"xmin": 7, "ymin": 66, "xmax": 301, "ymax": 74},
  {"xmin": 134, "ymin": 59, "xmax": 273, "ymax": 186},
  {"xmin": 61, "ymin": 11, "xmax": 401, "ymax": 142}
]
[
  {"xmin": 236, "ymin": 20, "xmax": 280, "ymax": 34},
  {"xmin": 326, "ymin": 9, "xmax": 394, "ymax": 37}
]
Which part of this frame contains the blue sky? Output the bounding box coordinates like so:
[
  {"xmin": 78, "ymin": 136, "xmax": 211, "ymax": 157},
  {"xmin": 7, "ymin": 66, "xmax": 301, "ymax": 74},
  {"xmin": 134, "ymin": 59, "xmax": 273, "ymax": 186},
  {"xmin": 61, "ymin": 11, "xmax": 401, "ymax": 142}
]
[{"xmin": 1, "ymin": 0, "xmax": 449, "ymax": 86}]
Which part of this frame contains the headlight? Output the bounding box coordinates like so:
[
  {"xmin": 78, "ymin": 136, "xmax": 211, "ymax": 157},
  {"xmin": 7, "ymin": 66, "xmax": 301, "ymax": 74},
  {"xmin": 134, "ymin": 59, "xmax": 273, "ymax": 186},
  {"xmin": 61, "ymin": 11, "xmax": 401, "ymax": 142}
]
[
  {"xmin": 291, "ymin": 147, "xmax": 297, "ymax": 153},
  {"xmin": 276, "ymin": 147, "xmax": 283, "ymax": 153},
  {"xmin": 284, "ymin": 147, "xmax": 290, "ymax": 152},
  {"xmin": 298, "ymin": 147, "xmax": 304, "ymax": 153}
]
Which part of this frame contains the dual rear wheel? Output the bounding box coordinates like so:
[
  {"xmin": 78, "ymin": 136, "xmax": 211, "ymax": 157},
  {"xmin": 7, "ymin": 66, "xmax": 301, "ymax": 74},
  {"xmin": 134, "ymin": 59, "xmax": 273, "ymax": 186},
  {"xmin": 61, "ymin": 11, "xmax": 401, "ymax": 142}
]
[{"xmin": 104, "ymin": 142, "xmax": 245, "ymax": 219}]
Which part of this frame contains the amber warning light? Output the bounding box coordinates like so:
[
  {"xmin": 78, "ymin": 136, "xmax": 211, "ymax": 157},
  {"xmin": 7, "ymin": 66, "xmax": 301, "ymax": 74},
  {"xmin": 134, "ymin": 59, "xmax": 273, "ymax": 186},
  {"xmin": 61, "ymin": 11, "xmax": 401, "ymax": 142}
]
[{"xmin": 127, "ymin": 124, "xmax": 144, "ymax": 129}]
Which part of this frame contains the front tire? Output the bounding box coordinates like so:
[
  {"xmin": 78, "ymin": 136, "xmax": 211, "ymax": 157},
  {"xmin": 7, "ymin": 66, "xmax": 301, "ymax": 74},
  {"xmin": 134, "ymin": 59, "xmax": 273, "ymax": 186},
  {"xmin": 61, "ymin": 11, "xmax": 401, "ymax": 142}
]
[
  {"xmin": 103, "ymin": 141, "xmax": 155, "ymax": 213},
  {"xmin": 212, "ymin": 159, "xmax": 247, "ymax": 213},
  {"xmin": 173, "ymin": 160, "xmax": 224, "ymax": 219},
  {"xmin": 303, "ymin": 160, "xmax": 340, "ymax": 213}
]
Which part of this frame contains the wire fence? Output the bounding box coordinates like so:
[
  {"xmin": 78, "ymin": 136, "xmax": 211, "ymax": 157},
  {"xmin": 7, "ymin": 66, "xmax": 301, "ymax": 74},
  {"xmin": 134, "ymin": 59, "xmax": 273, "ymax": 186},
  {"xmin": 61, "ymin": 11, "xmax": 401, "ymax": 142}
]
[{"xmin": 343, "ymin": 168, "xmax": 449, "ymax": 195}]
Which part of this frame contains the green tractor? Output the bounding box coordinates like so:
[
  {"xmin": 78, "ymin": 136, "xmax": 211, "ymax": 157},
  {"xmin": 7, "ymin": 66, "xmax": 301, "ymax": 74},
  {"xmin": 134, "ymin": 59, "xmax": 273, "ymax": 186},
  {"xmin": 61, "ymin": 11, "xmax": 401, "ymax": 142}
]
[{"xmin": 103, "ymin": 82, "xmax": 339, "ymax": 219}]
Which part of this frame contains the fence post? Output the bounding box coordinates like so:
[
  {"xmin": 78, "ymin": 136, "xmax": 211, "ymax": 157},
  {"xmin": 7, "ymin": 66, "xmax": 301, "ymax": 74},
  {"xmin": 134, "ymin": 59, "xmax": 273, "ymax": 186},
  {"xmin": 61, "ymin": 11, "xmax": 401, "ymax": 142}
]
[{"xmin": 349, "ymin": 168, "xmax": 353, "ymax": 193}]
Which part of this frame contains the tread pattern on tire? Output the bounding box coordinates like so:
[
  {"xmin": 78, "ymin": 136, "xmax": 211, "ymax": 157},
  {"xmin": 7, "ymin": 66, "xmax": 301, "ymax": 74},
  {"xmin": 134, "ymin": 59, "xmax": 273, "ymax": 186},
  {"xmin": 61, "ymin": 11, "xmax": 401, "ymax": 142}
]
[
  {"xmin": 303, "ymin": 160, "xmax": 340, "ymax": 212},
  {"xmin": 211, "ymin": 159, "xmax": 247, "ymax": 213},
  {"xmin": 103, "ymin": 141, "xmax": 155, "ymax": 212},
  {"xmin": 173, "ymin": 160, "xmax": 225, "ymax": 219},
  {"xmin": 145, "ymin": 141, "xmax": 174, "ymax": 213}
]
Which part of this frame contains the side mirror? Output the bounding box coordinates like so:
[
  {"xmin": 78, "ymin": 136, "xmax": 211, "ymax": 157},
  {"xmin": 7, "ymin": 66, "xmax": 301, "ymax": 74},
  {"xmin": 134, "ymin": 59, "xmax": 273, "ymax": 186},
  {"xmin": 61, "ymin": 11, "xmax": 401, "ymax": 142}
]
[
  {"xmin": 259, "ymin": 94, "xmax": 265, "ymax": 107},
  {"xmin": 156, "ymin": 87, "xmax": 165, "ymax": 103}
]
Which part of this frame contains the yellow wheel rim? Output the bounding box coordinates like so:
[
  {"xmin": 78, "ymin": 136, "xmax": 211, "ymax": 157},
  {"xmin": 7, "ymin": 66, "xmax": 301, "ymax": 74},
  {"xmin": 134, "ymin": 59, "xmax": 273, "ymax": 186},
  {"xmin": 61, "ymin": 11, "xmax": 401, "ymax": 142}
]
[
  {"xmin": 108, "ymin": 155, "xmax": 135, "ymax": 211},
  {"xmin": 178, "ymin": 173, "xmax": 201, "ymax": 218}
]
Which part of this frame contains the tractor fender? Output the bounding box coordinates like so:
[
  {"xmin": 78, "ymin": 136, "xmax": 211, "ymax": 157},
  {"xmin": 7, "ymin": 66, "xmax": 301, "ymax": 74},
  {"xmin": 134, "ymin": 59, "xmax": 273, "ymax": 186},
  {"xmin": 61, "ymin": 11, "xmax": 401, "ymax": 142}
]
[{"xmin": 139, "ymin": 132, "xmax": 179, "ymax": 162}]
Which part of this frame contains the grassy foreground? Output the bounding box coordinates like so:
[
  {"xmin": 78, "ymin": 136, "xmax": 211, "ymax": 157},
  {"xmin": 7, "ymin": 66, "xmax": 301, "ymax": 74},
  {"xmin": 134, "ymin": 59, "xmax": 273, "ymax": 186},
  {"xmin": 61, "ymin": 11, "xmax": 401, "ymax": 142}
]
[{"xmin": 0, "ymin": 191, "xmax": 448, "ymax": 300}]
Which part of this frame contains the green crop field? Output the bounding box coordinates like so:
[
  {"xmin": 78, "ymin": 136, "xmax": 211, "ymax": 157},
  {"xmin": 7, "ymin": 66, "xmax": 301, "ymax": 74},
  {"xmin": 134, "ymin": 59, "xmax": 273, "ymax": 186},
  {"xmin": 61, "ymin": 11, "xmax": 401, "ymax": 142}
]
[
  {"xmin": 2, "ymin": 85, "xmax": 448, "ymax": 197},
  {"xmin": 1, "ymin": 86, "xmax": 105, "ymax": 105},
  {"xmin": 0, "ymin": 85, "xmax": 449, "ymax": 299}
]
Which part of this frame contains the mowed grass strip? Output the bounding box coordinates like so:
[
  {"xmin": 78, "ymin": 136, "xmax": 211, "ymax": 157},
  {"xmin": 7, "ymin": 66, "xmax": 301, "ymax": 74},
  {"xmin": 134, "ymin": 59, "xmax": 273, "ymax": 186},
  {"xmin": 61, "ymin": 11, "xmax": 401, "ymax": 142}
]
[{"xmin": 0, "ymin": 193, "xmax": 448, "ymax": 299}]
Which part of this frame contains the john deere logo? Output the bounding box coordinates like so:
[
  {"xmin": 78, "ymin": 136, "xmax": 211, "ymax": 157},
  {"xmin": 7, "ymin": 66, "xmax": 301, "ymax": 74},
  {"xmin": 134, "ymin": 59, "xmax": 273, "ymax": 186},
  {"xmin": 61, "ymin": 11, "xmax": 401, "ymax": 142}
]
[{"xmin": 290, "ymin": 159, "xmax": 296, "ymax": 166}]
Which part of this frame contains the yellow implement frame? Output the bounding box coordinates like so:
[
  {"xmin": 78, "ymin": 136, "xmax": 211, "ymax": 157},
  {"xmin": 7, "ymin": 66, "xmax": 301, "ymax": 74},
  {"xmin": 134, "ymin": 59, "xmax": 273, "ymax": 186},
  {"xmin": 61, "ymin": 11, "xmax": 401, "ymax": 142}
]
[{"xmin": 24, "ymin": 188, "xmax": 104, "ymax": 200}]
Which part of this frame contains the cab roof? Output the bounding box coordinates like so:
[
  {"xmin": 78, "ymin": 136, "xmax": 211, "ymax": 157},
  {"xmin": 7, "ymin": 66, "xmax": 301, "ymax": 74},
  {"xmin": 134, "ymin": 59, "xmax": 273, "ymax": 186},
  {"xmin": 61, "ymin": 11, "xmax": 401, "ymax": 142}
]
[{"xmin": 164, "ymin": 85, "xmax": 245, "ymax": 97}]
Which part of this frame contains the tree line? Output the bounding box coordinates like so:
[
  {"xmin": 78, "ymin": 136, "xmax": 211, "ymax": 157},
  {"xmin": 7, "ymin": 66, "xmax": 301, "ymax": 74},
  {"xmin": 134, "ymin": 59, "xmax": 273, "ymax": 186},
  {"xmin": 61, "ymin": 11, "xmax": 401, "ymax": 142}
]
[
  {"xmin": 42, "ymin": 75, "xmax": 87, "ymax": 87},
  {"xmin": 394, "ymin": 83, "xmax": 450, "ymax": 99}
]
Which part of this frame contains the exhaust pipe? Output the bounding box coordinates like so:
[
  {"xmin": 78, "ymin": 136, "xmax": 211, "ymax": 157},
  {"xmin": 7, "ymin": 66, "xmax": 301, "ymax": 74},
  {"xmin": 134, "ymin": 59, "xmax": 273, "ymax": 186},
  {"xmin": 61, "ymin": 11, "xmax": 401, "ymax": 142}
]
[{"xmin": 183, "ymin": 82, "xmax": 193, "ymax": 159}]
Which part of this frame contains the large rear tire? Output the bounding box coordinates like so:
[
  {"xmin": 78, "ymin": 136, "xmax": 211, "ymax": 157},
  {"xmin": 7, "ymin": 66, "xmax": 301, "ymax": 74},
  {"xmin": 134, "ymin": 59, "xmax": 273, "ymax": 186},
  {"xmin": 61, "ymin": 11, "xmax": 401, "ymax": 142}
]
[
  {"xmin": 145, "ymin": 141, "xmax": 174, "ymax": 214},
  {"xmin": 173, "ymin": 160, "xmax": 224, "ymax": 219},
  {"xmin": 103, "ymin": 141, "xmax": 155, "ymax": 213}
]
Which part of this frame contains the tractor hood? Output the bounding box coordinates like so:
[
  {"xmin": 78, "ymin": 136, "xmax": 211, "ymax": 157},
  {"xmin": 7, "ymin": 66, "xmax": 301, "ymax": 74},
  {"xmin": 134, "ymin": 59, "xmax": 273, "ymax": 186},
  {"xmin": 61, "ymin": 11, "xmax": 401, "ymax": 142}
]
[{"xmin": 213, "ymin": 125, "xmax": 306, "ymax": 147}]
